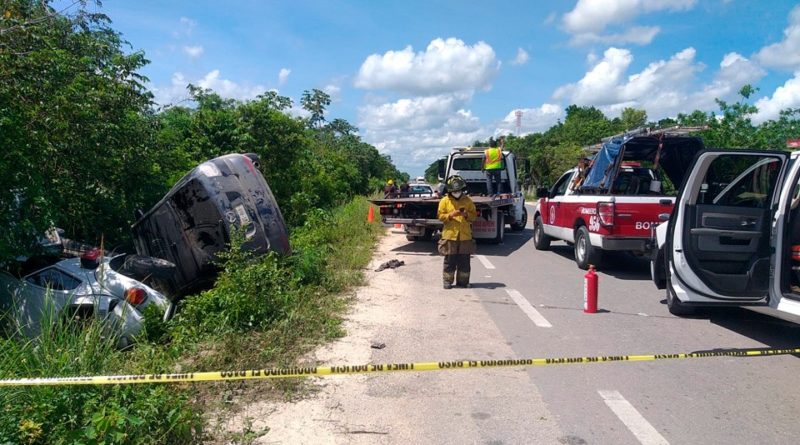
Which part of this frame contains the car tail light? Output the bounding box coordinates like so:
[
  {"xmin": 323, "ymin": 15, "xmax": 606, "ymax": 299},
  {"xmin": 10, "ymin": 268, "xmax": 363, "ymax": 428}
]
[
  {"xmin": 80, "ymin": 248, "xmax": 101, "ymax": 269},
  {"xmin": 124, "ymin": 287, "xmax": 147, "ymax": 305},
  {"xmin": 597, "ymin": 202, "xmax": 615, "ymax": 227}
]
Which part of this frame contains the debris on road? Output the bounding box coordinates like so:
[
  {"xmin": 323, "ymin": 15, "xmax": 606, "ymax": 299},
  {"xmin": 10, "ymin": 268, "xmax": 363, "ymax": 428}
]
[
  {"xmin": 370, "ymin": 341, "xmax": 386, "ymax": 349},
  {"xmin": 375, "ymin": 259, "xmax": 404, "ymax": 272}
]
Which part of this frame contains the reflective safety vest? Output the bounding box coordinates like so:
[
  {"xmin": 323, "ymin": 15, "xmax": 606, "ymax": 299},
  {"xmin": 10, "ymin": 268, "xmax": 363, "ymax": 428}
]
[{"xmin": 484, "ymin": 148, "xmax": 503, "ymax": 170}]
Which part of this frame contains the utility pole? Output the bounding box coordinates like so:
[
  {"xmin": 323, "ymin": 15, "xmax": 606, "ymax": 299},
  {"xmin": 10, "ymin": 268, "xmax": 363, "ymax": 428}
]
[{"xmin": 515, "ymin": 110, "xmax": 523, "ymax": 136}]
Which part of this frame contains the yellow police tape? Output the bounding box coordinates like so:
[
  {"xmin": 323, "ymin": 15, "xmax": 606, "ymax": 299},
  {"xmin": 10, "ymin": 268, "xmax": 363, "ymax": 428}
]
[{"xmin": 1, "ymin": 347, "xmax": 798, "ymax": 387}]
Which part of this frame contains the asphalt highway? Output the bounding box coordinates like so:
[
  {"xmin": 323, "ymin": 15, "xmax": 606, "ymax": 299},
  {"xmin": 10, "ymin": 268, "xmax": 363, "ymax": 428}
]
[{"xmin": 466, "ymin": 204, "xmax": 800, "ymax": 444}]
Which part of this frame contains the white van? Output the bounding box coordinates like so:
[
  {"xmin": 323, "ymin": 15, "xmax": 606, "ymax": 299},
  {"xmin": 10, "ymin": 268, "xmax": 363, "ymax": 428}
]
[{"xmin": 652, "ymin": 149, "xmax": 800, "ymax": 323}]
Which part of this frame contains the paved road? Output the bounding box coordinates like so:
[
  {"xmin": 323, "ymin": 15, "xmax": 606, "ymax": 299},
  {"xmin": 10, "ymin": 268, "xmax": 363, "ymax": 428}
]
[{"xmin": 467, "ymin": 204, "xmax": 800, "ymax": 444}]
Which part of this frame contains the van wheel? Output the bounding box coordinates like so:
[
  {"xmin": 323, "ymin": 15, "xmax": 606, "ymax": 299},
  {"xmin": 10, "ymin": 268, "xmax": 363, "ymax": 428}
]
[
  {"xmin": 533, "ymin": 215, "xmax": 551, "ymax": 250},
  {"xmin": 574, "ymin": 226, "xmax": 603, "ymax": 270},
  {"xmin": 492, "ymin": 213, "xmax": 505, "ymax": 244},
  {"xmin": 666, "ymin": 262, "xmax": 695, "ymax": 316},
  {"xmin": 510, "ymin": 208, "xmax": 528, "ymax": 231}
]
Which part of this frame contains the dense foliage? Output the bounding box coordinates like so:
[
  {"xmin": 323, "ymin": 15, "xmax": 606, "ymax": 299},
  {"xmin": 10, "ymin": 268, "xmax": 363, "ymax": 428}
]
[{"xmin": 0, "ymin": 1, "xmax": 402, "ymax": 262}]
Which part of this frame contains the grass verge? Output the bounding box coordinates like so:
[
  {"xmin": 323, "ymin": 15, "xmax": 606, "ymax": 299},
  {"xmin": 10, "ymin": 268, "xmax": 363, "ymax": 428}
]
[{"xmin": 0, "ymin": 197, "xmax": 384, "ymax": 444}]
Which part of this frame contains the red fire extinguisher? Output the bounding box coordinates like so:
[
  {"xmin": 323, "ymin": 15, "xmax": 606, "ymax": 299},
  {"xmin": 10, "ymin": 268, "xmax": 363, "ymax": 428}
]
[{"xmin": 584, "ymin": 265, "xmax": 598, "ymax": 314}]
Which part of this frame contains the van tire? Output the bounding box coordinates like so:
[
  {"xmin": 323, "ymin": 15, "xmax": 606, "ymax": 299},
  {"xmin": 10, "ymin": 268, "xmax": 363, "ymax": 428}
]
[
  {"xmin": 666, "ymin": 262, "xmax": 695, "ymax": 316},
  {"xmin": 510, "ymin": 208, "xmax": 528, "ymax": 231},
  {"xmin": 533, "ymin": 215, "xmax": 551, "ymax": 250},
  {"xmin": 574, "ymin": 226, "xmax": 603, "ymax": 270},
  {"xmin": 122, "ymin": 255, "xmax": 176, "ymax": 280}
]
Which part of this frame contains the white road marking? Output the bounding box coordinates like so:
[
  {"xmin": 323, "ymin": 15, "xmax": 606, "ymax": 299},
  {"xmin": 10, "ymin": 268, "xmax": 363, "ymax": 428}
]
[
  {"xmin": 598, "ymin": 390, "xmax": 669, "ymax": 445},
  {"xmin": 504, "ymin": 289, "xmax": 552, "ymax": 328},
  {"xmin": 476, "ymin": 255, "xmax": 495, "ymax": 269}
]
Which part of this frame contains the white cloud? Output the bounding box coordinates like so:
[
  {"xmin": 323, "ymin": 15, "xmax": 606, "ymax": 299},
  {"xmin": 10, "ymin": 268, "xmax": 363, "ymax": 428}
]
[
  {"xmin": 754, "ymin": 5, "xmax": 800, "ymax": 70},
  {"xmin": 151, "ymin": 70, "xmax": 267, "ymax": 106},
  {"xmin": 495, "ymin": 105, "xmax": 565, "ymax": 136},
  {"xmin": 354, "ymin": 38, "xmax": 499, "ymax": 95},
  {"xmin": 173, "ymin": 17, "xmax": 197, "ymax": 38},
  {"xmin": 553, "ymin": 47, "xmax": 764, "ymax": 120},
  {"xmin": 569, "ymin": 26, "xmax": 660, "ymax": 46},
  {"xmin": 752, "ymin": 72, "xmax": 800, "ymax": 124},
  {"xmin": 358, "ymin": 93, "xmax": 487, "ymax": 172},
  {"xmin": 562, "ymin": 0, "xmax": 695, "ymax": 46},
  {"xmin": 323, "ymin": 84, "xmax": 342, "ymax": 102},
  {"xmin": 563, "ymin": 0, "xmax": 696, "ymax": 34},
  {"xmin": 511, "ymin": 48, "xmax": 530, "ymax": 66},
  {"xmin": 278, "ymin": 68, "xmax": 291, "ymax": 85},
  {"xmin": 183, "ymin": 45, "xmax": 204, "ymax": 59}
]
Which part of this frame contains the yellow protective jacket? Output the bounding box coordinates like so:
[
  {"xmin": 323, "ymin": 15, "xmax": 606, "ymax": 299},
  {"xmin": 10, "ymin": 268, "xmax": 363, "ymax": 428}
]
[{"xmin": 438, "ymin": 194, "xmax": 478, "ymax": 241}]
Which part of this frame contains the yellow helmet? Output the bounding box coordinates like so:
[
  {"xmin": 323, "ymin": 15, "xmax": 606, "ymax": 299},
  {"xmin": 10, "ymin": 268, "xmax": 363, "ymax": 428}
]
[{"xmin": 388, "ymin": 179, "xmax": 394, "ymax": 185}]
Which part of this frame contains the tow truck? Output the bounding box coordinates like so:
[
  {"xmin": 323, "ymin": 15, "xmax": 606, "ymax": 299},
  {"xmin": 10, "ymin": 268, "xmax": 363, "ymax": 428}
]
[{"xmin": 370, "ymin": 147, "xmax": 529, "ymax": 243}]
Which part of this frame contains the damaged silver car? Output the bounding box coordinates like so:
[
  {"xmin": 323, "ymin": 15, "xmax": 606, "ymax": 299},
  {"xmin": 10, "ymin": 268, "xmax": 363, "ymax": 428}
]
[{"xmin": 0, "ymin": 249, "xmax": 175, "ymax": 348}]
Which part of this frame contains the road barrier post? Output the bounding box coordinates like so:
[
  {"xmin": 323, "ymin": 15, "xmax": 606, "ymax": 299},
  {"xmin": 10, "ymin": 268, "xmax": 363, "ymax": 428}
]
[{"xmin": 367, "ymin": 206, "xmax": 375, "ymax": 223}]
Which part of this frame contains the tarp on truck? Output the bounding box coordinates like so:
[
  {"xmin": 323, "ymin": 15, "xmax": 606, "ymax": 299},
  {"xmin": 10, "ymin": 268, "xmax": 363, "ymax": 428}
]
[{"xmin": 581, "ymin": 134, "xmax": 705, "ymax": 192}]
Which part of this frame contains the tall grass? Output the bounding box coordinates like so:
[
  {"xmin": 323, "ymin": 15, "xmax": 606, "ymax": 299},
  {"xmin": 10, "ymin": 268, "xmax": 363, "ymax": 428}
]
[{"xmin": 0, "ymin": 197, "xmax": 383, "ymax": 443}]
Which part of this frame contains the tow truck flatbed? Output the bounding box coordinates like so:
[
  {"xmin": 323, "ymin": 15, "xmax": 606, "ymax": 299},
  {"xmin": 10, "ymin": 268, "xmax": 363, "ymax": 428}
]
[{"xmin": 369, "ymin": 194, "xmax": 516, "ymax": 209}]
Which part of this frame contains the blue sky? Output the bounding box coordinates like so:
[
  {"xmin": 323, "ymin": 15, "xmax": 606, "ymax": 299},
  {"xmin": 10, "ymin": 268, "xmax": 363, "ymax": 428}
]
[{"xmin": 73, "ymin": 1, "xmax": 800, "ymax": 175}]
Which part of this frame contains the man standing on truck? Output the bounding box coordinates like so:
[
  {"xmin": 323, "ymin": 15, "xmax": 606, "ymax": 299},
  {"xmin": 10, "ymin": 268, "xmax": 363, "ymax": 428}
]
[
  {"xmin": 437, "ymin": 175, "xmax": 477, "ymax": 289},
  {"xmin": 483, "ymin": 137, "xmax": 505, "ymax": 196},
  {"xmin": 384, "ymin": 179, "xmax": 397, "ymax": 198}
]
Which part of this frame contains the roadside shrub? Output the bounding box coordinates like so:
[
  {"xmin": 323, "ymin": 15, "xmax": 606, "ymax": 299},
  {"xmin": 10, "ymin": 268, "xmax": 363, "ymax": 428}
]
[{"xmin": 0, "ymin": 316, "xmax": 201, "ymax": 444}]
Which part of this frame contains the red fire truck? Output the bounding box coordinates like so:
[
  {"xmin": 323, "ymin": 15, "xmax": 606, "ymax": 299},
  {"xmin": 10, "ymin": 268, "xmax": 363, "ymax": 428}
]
[{"xmin": 533, "ymin": 127, "xmax": 705, "ymax": 269}]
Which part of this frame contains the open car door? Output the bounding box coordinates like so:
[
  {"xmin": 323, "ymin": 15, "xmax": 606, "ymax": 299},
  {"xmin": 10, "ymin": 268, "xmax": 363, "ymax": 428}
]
[{"xmin": 667, "ymin": 150, "xmax": 789, "ymax": 311}]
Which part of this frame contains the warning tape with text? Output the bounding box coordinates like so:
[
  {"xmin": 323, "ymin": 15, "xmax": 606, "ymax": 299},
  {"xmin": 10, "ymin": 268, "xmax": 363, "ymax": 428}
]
[{"xmin": 1, "ymin": 347, "xmax": 797, "ymax": 387}]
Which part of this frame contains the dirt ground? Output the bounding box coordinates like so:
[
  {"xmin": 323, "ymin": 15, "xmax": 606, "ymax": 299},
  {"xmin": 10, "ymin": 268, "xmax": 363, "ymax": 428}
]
[{"xmin": 216, "ymin": 230, "xmax": 562, "ymax": 444}]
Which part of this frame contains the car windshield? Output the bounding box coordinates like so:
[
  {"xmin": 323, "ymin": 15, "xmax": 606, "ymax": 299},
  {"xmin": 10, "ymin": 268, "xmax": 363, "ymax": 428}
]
[{"xmin": 410, "ymin": 186, "xmax": 432, "ymax": 194}]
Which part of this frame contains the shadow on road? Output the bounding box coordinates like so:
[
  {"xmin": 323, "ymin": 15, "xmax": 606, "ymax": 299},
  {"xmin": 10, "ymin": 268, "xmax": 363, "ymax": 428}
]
[
  {"xmin": 656, "ymin": 302, "xmax": 800, "ymax": 352},
  {"xmin": 545, "ymin": 244, "xmax": 651, "ymax": 281},
  {"xmin": 388, "ymin": 228, "xmax": 533, "ymax": 257},
  {"xmin": 469, "ymin": 282, "xmax": 507, "ymax": 289}
]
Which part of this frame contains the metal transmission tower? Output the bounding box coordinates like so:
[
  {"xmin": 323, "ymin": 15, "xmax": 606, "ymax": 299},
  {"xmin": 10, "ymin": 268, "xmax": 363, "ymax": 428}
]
[{"xmin": 514, "ymin": 110, "xmax": 523, "ymax": 136}]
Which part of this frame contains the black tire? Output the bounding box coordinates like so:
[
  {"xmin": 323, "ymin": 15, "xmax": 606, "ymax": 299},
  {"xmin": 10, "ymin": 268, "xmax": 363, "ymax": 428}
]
[
  {"xmin": 574, "ymin": 226, "xmax": 603, "ymax": 270},
  {"xmin": 510, "ymin": 208, "xmax": 528, "ymax": 231},
  {"xmin": 665, "ymin": 261, "xmax": 695, "ymax": 316},
  {"xmin": 533, "ymin": 215, "xmax": 551, "ymax": 250},
  {"xmin": 122, "ymin": 255, "xmax": 176, "ymax": 281},
  {"xmin": 492, "ymin": 212, "xmax": 505, "ymax": 244},
  {"xmin": 420, "ymin": 228, "xmax": 433, "ymax": 241},
  {"xmin": 406, "ymin": 235, "xmax": 418, "ymax": 241}
]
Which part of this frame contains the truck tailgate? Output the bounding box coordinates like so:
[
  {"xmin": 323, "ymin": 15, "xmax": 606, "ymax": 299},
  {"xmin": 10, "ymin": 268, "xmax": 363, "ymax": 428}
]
[{"xmin": 613, "ymin": 197, "xmax": 674, "ymax": 237}]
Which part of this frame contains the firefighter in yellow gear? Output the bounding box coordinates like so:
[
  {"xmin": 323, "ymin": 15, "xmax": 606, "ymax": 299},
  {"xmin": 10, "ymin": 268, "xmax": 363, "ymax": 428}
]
[{"xmin": 437, "ymin": 175, "xmax": 477, "ymax": 289}]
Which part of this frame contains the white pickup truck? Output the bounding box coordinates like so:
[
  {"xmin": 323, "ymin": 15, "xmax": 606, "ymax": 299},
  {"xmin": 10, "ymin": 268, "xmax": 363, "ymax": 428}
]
[{"xmin": 652, "ymin": 149, "xmax": 800, "ymax": 324}]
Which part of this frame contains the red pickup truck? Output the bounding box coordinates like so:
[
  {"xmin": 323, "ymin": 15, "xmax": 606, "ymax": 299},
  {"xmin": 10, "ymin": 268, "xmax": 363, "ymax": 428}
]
[{"xmin": 532, "ymin": 129, "xmax": 705, "ymax": 269}]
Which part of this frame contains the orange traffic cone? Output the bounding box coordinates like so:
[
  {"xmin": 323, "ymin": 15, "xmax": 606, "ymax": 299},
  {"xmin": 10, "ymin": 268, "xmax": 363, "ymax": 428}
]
[{"xmin": 367, "ymin": 206, "xmax": 375, "ymax": 223}]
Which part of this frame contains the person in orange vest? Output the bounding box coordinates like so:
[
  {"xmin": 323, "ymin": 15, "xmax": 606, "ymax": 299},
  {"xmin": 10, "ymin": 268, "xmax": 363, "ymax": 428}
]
[
  {"xmin": 437, "ymin": 175, "xmax": 477, "ymax": 289},
  {"xmin": 483, "ymin": 137, "xmax": 505, "ymax": 197}
]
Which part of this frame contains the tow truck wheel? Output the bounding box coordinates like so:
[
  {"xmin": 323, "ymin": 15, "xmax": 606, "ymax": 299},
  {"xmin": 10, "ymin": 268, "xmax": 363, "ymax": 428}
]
[
  {"xmin": 533, "ymin": 215, "xmax": 551, "ymax": 250},
  {"xmin": 510, "ymin": 208, "xmax": 528, "ymax": 231},
  {"xmin": 574, "ymin": 226, "xmax": 603, "ymax": 270},
  {"xmin": 666, "ymin": 262, "xmax": 695, "ymax": 316},
  {"xmin": 492, "ymin": 212, "xmax": 505, "ymax": 244}
]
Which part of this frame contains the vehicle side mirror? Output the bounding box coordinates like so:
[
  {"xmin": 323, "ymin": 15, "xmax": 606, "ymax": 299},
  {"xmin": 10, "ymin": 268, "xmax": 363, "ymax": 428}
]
[
  {"xmin": 437, "ymin": 159, "xmax": 446, "ymax": 181},
  {"xmin": 536, "ymin": 187, "xmax": 550, "ymax": 198}
]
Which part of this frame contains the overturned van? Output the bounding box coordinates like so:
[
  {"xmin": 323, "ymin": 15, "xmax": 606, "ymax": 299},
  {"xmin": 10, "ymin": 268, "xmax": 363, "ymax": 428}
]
[{"xmin": 131, "ymin": 153, "xmax": 290, "ymax": 297}]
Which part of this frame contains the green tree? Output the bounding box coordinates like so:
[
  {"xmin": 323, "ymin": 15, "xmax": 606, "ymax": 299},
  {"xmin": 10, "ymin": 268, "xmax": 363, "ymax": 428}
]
[
  {"xmin": 300, "ymin": 88, "xmax": 331, "ymax": 128},
  {"xmin": 620, "ymin": 107, "xmax": 647, "ymax": 130}
]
